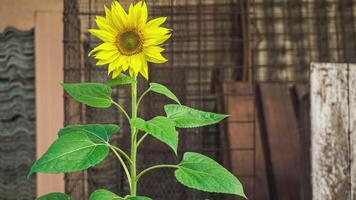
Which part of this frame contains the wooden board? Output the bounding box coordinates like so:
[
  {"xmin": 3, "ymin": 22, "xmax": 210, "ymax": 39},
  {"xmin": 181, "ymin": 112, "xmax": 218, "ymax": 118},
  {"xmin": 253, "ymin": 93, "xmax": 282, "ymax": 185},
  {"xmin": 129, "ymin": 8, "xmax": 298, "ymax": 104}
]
[
  {"xmin": 258, "ymin": 83, "xmax": 300, "ymax": 200},
  {"xmin": 222, "ymin": 82, "xmax": 269, "ymax": 200},
  {"xmin": 310, "ymin": 63, "xmax": 352, "ymax": 200},
  {"xmin": 351, "ymin": 64, "xmax": 356, "ymax": 200},
  {"xmin": 35, "ymin": 11, "xmax": 65, "ymax": 196},
  {"xmin": 292, "ymin": 84, "xmax": 311, "ymax": 200}
]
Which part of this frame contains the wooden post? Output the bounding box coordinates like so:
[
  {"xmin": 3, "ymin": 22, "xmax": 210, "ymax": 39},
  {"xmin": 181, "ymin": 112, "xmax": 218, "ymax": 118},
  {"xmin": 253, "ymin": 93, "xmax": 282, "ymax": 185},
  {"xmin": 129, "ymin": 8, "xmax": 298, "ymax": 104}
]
[
  {"xmin": 350, "ymin": 64, "xmax": 356, "ymax": 200},
  {"xmin": 35, "ymin": 11, "xmax": 64, "ymax": 196},
  {"xmin": 310, "ymin": 63, "xmax": 356, "ymax": 200}
]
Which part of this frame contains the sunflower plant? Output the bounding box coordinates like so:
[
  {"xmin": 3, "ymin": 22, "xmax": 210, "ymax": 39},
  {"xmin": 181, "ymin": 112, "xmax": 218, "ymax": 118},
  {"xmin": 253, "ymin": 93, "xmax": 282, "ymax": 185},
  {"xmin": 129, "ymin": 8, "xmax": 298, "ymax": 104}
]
[{"xmin": 29, "ymin": 1, "xmax": 245, "ymax": 200}]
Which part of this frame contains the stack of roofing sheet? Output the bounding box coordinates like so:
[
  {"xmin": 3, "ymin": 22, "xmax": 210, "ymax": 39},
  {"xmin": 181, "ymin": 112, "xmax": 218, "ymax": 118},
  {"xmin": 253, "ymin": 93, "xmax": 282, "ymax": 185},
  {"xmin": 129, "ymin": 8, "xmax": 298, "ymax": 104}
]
[{"xmin": 0, "ymin": 27, "xmax": 36, "ymax": 200}]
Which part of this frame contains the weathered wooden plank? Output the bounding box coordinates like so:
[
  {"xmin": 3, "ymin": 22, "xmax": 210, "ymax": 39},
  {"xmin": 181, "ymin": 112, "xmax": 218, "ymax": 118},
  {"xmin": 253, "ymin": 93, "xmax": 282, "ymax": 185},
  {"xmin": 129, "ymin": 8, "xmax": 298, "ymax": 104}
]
[
  {"xmin": 258, "ymin": 83, "xmax": 300, "ymax": 200},
  {"xmin": 292, "ymin": 84, "xmax": 311, "ymax": 200},
  {"xmin": 349, "ymin": 64, "xmax": 356, "ymax": 200},
  {"xmin": 310, "ymin": 63, "xmax": 350, "ymax": 200}
]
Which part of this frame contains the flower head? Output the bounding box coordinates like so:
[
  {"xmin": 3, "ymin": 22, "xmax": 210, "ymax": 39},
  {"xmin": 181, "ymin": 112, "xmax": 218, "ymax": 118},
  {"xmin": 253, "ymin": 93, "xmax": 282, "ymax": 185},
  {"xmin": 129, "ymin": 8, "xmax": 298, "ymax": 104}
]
[{"xmin": 88, "ymin": 1, "xmax": 171, "ymax": 79}]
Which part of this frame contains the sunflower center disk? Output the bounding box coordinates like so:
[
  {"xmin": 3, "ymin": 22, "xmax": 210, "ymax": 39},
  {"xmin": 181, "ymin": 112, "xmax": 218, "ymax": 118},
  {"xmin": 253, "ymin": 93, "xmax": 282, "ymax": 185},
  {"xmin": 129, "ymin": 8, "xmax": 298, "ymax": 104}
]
[{"xmin": 117, "ymin": 31, "xmax": 142, "ymax": 55}]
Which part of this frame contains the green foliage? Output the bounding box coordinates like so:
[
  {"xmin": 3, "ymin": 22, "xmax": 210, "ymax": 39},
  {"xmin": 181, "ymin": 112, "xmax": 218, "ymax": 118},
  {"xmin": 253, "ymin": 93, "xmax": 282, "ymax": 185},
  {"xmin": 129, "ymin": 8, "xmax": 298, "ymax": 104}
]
[
  {"xmin": 89, "ymin": 189, "xmax": 124, "ymax": 200},
  {"xmin": 58, "ymin": 124, "xmax": 120, "ymax": 143},
  {"xmin": 165, "ymin": 104, "xmax": 228, "ymax": 128},
  {"xmin": 131, "ymin": 116, "xmax": 178, "ymax": 154},
  {"xmin": 61, "ymin": 83, "xmax": 112, "ymax": 108},
  {"xmin": 107, "ymin": 74, "xmax": 136, "ymax": 86},
  {"xmin": 36, "ymin": 192, "xmax": 72, "ymax": 200},
  {"xmin": 149, "ymin": 82, "xmax": 180, "ymax": 104},
  {"xmin": 33, "ymin": 78, "xmax": 244, "ymax": 199},
  {"xmin": 89, "ymin": 189, "xmax": 152, "ymax": 200},
  {"xmin": 175, "ymin": 152, "xmax": 246, "ymax": 198},
  {"xmin": 29, "ymin": 132, "xmax": 109, "ymax": 176},
  {"xmin": 127, "ymin": 196, "xmax": 152, "ymax": 200}
]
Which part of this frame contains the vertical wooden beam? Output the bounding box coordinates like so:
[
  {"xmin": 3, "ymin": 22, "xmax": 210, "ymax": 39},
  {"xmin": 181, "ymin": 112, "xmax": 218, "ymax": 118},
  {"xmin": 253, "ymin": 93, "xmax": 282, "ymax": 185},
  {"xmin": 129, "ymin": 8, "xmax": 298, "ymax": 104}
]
[
  {"xmin": 350, "ymin": 64, "xmax": 356, "ymax": 200},
  {"xmin": 310, "ymin": 63, "xmax": 351, "ymax": 200},
  {"xmin": 35, "ymin": 11, "xmax": 64, "ymax": 196},
  {"xmin": 258, "ymin": 83, "xmax": 300, "ymax": 200}
]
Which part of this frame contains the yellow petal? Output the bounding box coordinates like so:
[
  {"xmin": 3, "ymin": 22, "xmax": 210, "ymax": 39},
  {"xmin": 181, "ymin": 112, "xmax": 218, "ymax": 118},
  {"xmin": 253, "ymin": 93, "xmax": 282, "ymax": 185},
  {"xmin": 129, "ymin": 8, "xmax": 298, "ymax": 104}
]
[
  {"xmin": 111, "ymin": 1, "xmax": 128, "ymax": 30},
  {"xmin": 96, "ymin": 55, "xmax": 120, "ymax": 65},
  {"xmin": 146, "ymin": 55, "xmax": 167, "ymax": 64},
  {"xmin": 144, "ymin": 46, "xmax": 167, "ymax": 63},
  {"xmin": 122, "ymin": 62, "xmax": 129, "ymax": 71},
  {"xmin": 133, "ymin": 2, "xmax": 142, "ymax": 26},
  {"xmin": 96, "ymin": 54, "xmax": 119, "ymax": 65},
  {"xmin": 143, "ymin": 27, "xmax": 171, "ymax": 39},
  {"xmin": 144, "ymin": 34, "xmax": 172, "ymax": 46},
  {"xmin": 112, "ymin": 67, "xmax": 123, "ymax": 79},
  {"xmin": 129, "ymin": 54, "xmax": 143, "ymax": 74},
  {"xmin": 127, "ymin": 3, "xmax": 136, "ymax": 28},
  {"xmin": 138, "ymin": 2, "xmax": 148, "ymax": 28},
  {"xmin": 95, "ymin": 51, "xmax": 118, "ymax": 60},
  {"xmin": 88, "ymin": 43, "xmax": 117, "ymax": 56},
  {"xmin": 95, "ymin": 16, "xmax": 118, "ymax": 35},
  {"xmin": 108, "ymin": 58, "xmax": 121, "ymax": 74},
  {"xmin": 127, "ymin": 1, "xmax": 144, "ymax": 29},
  {"xmin": 89, "ymin": 29, "xmax": 116, "ymax": 42},
  {"xmin": 145, "ymin": 17, "xmax": 167, "ymax": 29},
  {"xmin": 104, "ymin": 5, "xmax": 114, "ymax": 27},
  {"xmin": 117, "ymin": 55, "xmax": 128, "ymax": 68},
  {"xmin": 145, "ymin": 46, "xmax": 164, "ymax": 53},
  {"xmin": 129, "ymin": 68, "xmax": 134, "ymax": 77},
  {"xmin": 139, "ymin": 58, "xmax": 149, "ymax": 80},
  {"xmin": 96, "ymin": 59, "xmax": 109, "ymax": 66}
]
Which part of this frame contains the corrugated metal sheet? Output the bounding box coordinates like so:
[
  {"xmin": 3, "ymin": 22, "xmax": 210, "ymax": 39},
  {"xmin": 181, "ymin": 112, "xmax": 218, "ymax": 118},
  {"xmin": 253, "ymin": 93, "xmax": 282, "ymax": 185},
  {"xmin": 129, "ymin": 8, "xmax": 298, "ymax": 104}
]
[{"xmin": 0, "ymin": 27, "xmax": 36, "ymax": 200}]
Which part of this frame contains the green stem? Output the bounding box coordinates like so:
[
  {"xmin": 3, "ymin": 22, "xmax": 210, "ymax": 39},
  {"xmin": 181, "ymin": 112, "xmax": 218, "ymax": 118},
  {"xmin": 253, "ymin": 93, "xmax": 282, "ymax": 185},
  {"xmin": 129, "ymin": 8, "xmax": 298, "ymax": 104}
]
[
  {"xmin": 136, "ymin": 164, "xmax": 178, "ymax": 183},
  {"xmin": 110, "ymin": 145, "xmax": 132, "ymax": 166},
  {"xmin": 112, "ymin": 100, "xmax": 130, "ymax": 122},
  {"xmin": 130, "ymin": 76, "xmax": 138, "ymax": 196},
  {"xmin": 137, "ymin": 88, "xmax": 150, "ymax": 109},
  {"xmin": 137, "ymin": 133, "xmax": 149, "ymax": 148},
  {"xmin": 110, "ymin": 146, "xmax": 132, "ymax": 188}
]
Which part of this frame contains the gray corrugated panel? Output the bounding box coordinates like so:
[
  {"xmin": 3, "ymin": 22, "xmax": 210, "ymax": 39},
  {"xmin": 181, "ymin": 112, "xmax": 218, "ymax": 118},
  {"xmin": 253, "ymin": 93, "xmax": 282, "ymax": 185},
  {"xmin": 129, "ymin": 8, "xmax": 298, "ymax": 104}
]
[{"xmin": 0, "ymin": 27, "xmax": 36, "ymax": 200}]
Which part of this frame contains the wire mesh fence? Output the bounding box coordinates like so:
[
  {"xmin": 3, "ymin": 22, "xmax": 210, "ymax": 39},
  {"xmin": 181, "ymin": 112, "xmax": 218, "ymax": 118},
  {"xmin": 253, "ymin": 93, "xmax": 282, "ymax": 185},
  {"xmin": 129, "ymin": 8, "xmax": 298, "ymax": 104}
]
[{"xmin": 63, "ymin": 0, "xmax": 356, "ymax": 199}]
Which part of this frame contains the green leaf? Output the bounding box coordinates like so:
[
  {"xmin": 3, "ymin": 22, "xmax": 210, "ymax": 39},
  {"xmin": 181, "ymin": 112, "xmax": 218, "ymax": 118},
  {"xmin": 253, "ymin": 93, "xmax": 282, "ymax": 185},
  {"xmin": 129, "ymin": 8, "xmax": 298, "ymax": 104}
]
[
  {"xmin": 59, "ymin": 124, "xmax": 120, "ymax": 142},
  {"xmin": 149, "ymin": 82, "xmax": 180, "ymax": 104},
  {"xmin": 164, "ymin": 104, "xmax": 228, "ymax": 128},
  {"xmin": 175, "ymin": 152, "xmax": 246, "ymax": 198},
  {"xmin": 29, "ymin": 132, "xmax": 109, "ymax": 176},
  {"xmin": 61, "ymin": 83, "xmax": 112, "ymax": 108},
  {"xmin": 36, "ymin": 192, "xmax": 72, "ymax": 200},
  {"xmin": 88, "ymin": 190, "xmax": 152, "ymax": 200},
  {"xmin": 107, "ymin": 74, "xmax": 136, "ymax": 86},
  {"xmin": 127, "ymin": 196, "xmax": 152, "ymax": 200},
  {"xmin": 131, "ymin": 116, "xmax": 178, "ymax": 154},
  {"xmin": 89, "ymin": 189, "xmax": 124, "ymax": 200}
]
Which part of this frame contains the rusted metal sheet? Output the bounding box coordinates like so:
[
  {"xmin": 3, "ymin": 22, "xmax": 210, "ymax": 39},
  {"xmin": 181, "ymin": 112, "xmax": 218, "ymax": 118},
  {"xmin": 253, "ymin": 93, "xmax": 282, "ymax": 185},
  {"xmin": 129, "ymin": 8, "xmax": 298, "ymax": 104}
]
[{"xmin": 310, "ymin": 63, "xmax": 352, "ymax": 200}]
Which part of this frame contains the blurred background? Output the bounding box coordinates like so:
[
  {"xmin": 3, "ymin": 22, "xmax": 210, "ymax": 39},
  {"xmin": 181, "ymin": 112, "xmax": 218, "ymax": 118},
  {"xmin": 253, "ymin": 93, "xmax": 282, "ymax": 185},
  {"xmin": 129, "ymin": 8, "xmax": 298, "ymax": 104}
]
[{"xmin": 1, "ymin": 0, "xmax": 356, "ymax": 199}]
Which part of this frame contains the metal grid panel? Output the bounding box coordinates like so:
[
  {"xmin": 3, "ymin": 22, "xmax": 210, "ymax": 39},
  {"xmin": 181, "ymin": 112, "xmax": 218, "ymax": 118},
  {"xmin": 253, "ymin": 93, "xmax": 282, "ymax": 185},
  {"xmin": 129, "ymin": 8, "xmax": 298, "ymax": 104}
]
[{"xmin": 252, "ymin": 0, "xmax": 356, "ymax": 82}]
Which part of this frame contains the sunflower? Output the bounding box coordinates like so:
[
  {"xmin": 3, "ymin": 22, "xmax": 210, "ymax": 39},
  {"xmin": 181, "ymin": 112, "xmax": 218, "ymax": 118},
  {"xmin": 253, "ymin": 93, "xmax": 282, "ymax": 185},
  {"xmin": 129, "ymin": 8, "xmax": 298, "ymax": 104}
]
[{"xmin": 88, "ymin": 1, "xmax": 171, "ymax": 79}]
